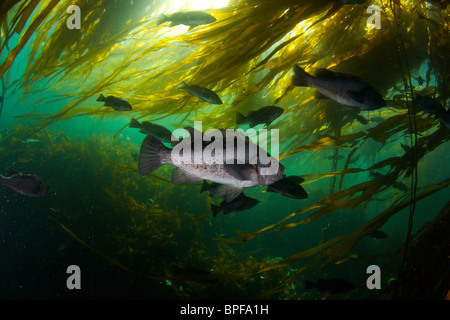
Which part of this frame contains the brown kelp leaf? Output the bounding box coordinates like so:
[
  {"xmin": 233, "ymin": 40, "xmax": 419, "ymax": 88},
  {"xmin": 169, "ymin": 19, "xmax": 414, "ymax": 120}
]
[{"xmin": 0, "ymin": 0, "xmax": 59, "ymax": 79}]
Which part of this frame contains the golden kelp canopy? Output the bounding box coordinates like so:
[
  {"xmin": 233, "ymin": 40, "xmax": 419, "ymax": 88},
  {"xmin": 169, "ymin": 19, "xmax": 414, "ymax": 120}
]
[
  {"xmin": 1, "ymin": 0, "xmax": 447, "ymax": 129},
  {"xmin": 0, "ymin": 0, "xmax": 449, "ymax": 299}
]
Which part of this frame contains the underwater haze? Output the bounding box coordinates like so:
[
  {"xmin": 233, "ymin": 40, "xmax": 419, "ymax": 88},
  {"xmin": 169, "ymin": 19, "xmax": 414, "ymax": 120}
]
[{"xmin": 0, "ymin": 0, "xmax": 449, "ymax": 300}]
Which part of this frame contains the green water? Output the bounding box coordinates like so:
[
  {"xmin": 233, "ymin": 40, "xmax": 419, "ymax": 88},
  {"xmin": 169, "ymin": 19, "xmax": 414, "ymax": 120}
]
[{"xmin": 0, "ymin": 0, "xmax": 449, "ymax": 300}]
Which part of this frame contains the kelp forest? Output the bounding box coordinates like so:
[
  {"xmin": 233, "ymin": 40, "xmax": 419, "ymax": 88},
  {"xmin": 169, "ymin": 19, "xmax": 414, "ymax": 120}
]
[{"xmin": 0, "ymin": 0, "xmax": 448, "ymax": 300}]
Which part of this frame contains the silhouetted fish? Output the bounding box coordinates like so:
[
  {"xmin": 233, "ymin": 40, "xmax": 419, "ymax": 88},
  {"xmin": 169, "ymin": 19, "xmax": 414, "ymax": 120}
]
[
  {"xmin": 266, "ymin": 175, "xmax": 308, "ymax": 199},
  {"xmin": 413, "ymin": 95, "xmax": 446, "ymax": 115},
  {"xmin": 413, "ymin": 76, "xmax": 425, "ymax": 86},
  {"xmin": 413, "ymin": 95, "xmax": 450, "ymax": 129},
  {"xmin": 211, "ymin": 192, "xmax": 259, "ymax": 217},
  {"xmin": 97, "ymin": 94, "xmax": 132, "ymax": 111},
  {"xmin": 293, "ymin": 65, "xmax": 385, "ymax": 110},
  {"xmin": 157, "ymin": 11, "xmax": 216, "ymax": 30},
  {"xmin": 236, "ymin": 106, "xmax": 284, "ymax": 127},
  {"xmin": 180, "ymin": 81, "xmax": 222, "ymax": 104},
  {"xmin": 0, "ymin": 170, "xmax": 50, "ymax": 197},
  {"xmin": 129, "ymin": 118, "xmax": 173, "ymax": 143}
]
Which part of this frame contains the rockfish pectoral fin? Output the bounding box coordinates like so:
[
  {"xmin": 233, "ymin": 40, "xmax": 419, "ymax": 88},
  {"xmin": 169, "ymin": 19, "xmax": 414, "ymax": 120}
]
[
  {"xmin": 314, "ymin": 90, "xmax": 331, "ymax": 100},
  {"xmin": 212, "ymin": 184, "xmax": 244, "ymax": 202},
  {"xmin": 347, "ymin": 90, "xmax": 366, "ymax": 104},
  {"xmin": 171, "ymin": 167, "xmax": 202, "ymax": 185}
]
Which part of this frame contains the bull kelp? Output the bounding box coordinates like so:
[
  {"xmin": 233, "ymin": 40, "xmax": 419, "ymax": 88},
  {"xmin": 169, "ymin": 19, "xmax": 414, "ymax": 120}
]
[{"xmin": 0, "ymin": 0, "xmax": 449, "ymax": 301}]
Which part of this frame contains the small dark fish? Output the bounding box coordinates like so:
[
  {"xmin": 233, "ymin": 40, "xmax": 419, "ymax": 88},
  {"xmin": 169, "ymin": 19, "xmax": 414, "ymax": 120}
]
[
  {"xmin": 369, "ymin": 171, "xmax": 384, "ymax": 179},
  {"xmin": 180, "ymin": 81, "xmax": 222, "ymax": 104},
  {"xmin": 200, "ymin": 180, "xmax": 221, "ymax": 195},
  {"xmin": 266, "ymin": 175, "xmax": 308, "ymax": 199},
  {"xmin": 413, "ymin": 95, "xmax": 446, "ymax": 115},
  {"xmin": 413, "ymin": 95, "xmax": 450, "ymax": 129},
  {"xmin": 369, "ymin": 230, "xmax": 388, "ymax": 239},
  {"xmin": 0, "ymin": 170, "xmax": 50, "ymax": 197},
  {"xmin": 400, "ymin": 143, "xmax": 411, "ymax": 153},
  {"xmin": 236, "ymin": 106, "xmax": 284, "ymax": 127},
  {"xmin": 157, "ymin": 11, "xmax": 216, "ymax": 30},
  {"xmin": 96, "ymin": 94, "xmax": 132, "ymax": 111},
  {"xmin": 211, "ymin": 193, "xmax": 259, "ymax": 217},
  {"xmin": 305, "ymin": 278, "xmax": 355, "ymax": 294},
  {"xmin": 370, "ymin": 171, "xmax": 408, "ymax": 191},
  {"xmin": 413, "ymin": 76, "xmax": 425, "ymax": 86},
  {"xmin": 129, "ymin": 118, "xmax": 173, "ymax": 144},
  {"xmin": 393, "ymin": 182, "xmax": 408, "ymax": 192},
  {"xmin": 349, "ymin": 154, "xmax": 360, "ymax": 163},
  {"xmin": 293, "ymin": 65, "xmax": 385, "ymax": 110},
  {"xmin": 438, "ymin": 111, "xmax": 450, "ymax": 129}
]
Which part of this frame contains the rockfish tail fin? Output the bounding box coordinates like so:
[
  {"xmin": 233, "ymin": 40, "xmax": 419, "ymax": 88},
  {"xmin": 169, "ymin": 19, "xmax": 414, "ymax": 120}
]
[
  {"xmin": 96, "ymin": 93, "xmax": 106, "ymax": 102},
  {"xmin": 178, "ymin": 81, "xmax": 188, "ymax": 90},
  {"xmin": 157, "ymin": 13, "xmax": 168, "ymax": 26},
  {"xmin": 211, "ymin": 204, "xmax": 220, "ymax": 217},
  {"xmin": 138, "ymin": 135, "xmax": 169, "ymax": 176},
  {"xmin": 171, "ymin": 167, "xmax": 202, "ymax": 185},
  {"xmin": 236, "ymin": 112, "xmax": 247, "ymax": 125},
  {"xmin": 293, "ymin": 65, "xmax": 312, "ymax": 87},
  {"xmin": 212, "ymin": 184, "xmax": 244, "ymax": 202},
  {"xmin": 129, "ymin": 117, "xmax": 141, "ymax": 128}
]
